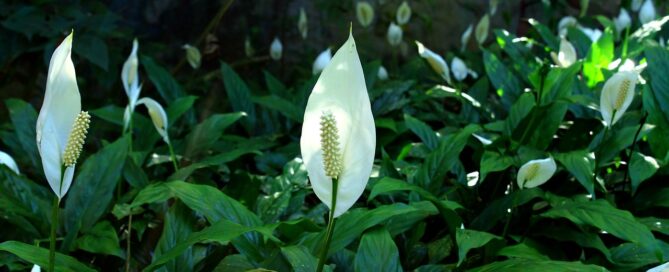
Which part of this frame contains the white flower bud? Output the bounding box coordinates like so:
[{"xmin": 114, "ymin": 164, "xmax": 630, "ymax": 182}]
[
  {"xmin": 312, "ymin": 48, "xmax": 332, "ymax": 75},
  {"xmin": 377, "ymin": 65, "xmax": 388, "ymax": 80},
  {"xmin": 356, "ymin": 1, "xmax": 375, "ymax": 28},
  {"xmin": 639, "ymin": 0, "xmax": 656, "ymax": 24},
  {"xmin": 614, "ymin": 8, "xmax": 631, "ymax": 34},
  {"xmin": 245, "ymin": 37, "xmax": 255, "ymax": 57},
  {"xmin": 451, "ymin": 57, "xmax": 468, "ymax": 82},
  {"xmin": 475, "ymin": 14, "xmax": 490, "ymax": 44},
  {"xmin": 550, "ymin": 37, "xmax": 577, "ymax": 67},
  {"xmin": 386, "ymin": 22, "xmax": 403, "ymax": 47},
  {"xmin": 182, "ymin": 44, "xmax": 201, "ymax": 69},
  {"xmin": 416, "ymin": 41, "xmax": 451, "ymax": 84},
  {"xmin": 557, "ymin": 16, "xmax": 578, "ymax": 37},
  {"xmin": 270, "ymin": 37, "xmax": 283, "ymax": 61},
  {"xmin": 461, "ymin": 24, "xmax": 473, "ymax": 51},
  {"xmin": 396, "ymin": 1, "xmax": 411, "ymax": 25},
  {"xmin": 298, "ymin": 7, "xmax": 308, "ymax": 39},
  {"xmin": 0, "ymin": 151, "xmax": 20, "ymax": 174}
]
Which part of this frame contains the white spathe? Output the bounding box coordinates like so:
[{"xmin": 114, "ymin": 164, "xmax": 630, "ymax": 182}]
[
  {"xmin": 312, "ymin": 48, "xmax": 332, "ymax": 75},
  {"xmin": 396, "ymin": 1, "xmax": 411, "ymax": 25},
  {"xmin": 517, "ymin": 157, "xmax": 557, "ymax": 189},
  {"xmin": 300, "ymin": 32, "xmax": 376, "ymax": 218},
  {"xmin": 270, "ymin": 37, "xmax": 283, "ymax": 61},
  {"xmin": 579, "ymin": 27, "xmax": 602, "ymax": 42},
  {"xmin": 557, "ymin": 16, "xmax": 578, "ymax": 37},
  {"xmin": 0, "ymin": 151, "xmax": 20, "ymax": 174},
  {"xmin": 647, "ymin": 261, "xmax": 669, "ymax": 272},
  {"xmin": 600, "ymin": 71, "xmax": 638, "ymax": 127},
  {"xmin": 551, "ymin": 37, "xmax": 577, "ymax": 67},
  {"xmin": 451, "ymin": 57, "xmax": 468, "ymax": 82},
  {"xmin": 461, "ymin": 24, "xmax": 473, "ymax": 51},
  {"xmin": 36, "ymin": 32, "xmax": 81, "ymax": 199},
  {"xmin": 416, "ymin": 41, "xmax": 452, "ymax": 84},
  {"xmin": 639, "ymin": 0, "xmax": 656, "ymax": 25},
  {"xmin": 182, "ymin": 44, "xmax": 201, "ymax": 69},
  {"xmin": 298, "ymin": 7, "xmax": 308, "ymax": 39},
  {"xmin": 475, "ymin": 14, "xmax": 490, "ymax": 44},
  {"xmin": 387, "ymin": 22, "xmax": 403, "ymax": 46},
  {"xmin": 356, "ymin": 1, "xmax": 375, "ymax": 27},
  {"xmin": 378, "ymin": 65, "xmax": 388, "ymax": 80},
  {"xmin": 137, "ymin": 97, "xmax": 170, "ymax": 144},
  {"xmin": 122, "ymin": 39, "xmax": 142, "ymax": 131},
  {"xmin": 614, "ymin": 8, "xmax": 631, "ymax": 34}
]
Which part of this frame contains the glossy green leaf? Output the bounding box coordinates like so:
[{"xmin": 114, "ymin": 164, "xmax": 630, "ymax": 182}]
[
  {"xmin": 470, "ymin": 258, "xmax": 607, "ymax": 272},
  {"xmin": 554, "ymin": 150, "xmax": 596, "ymax": 195},
  {"xmin": 220, "ymin": 62, "xmax": 257, "ymax": 132},
  {"xmin": 281, "ymin": 245, "xmax": 317, "ymax": 272},
  {"xmin": 183, "ymin": 112, "xmax": 245, "ymax": 157},
  {"xmin": 456, "ymin": 229, "xmax": 501, "ymax": 266},
  {"xmin": 141, "ymin": 56, "xmax": 185, "ymax": 103},
  {"xmin": 63, "ymin": 136, "xmax": 130, "ymax": 251},
  {"xmin": 483, "ymin": 50, "xmax": 522, "ymax": 107},
  {"xmin": 479, "ymin": 151, "xmax": 514, "ymax": 184},
  {"xmin": 76, "ymin": 221, "xmax": 124, "ymax": 258},
  {"xmin": 404, "ymin": 114, "xmax": 438, "ymax": 150},
  {"xmin": 354, "ymin": 228, "xmax": 402, "ymax": 272},
  {"xmin": 0, "ymin": 241, "xmax": 96, "ymax": 272},
  {"xmin": 630, "ymin": 152, "xmax": 660, "ymax": 194},
  {"xmin": 252, "ymin": 95, "xmax": 303, "ymax": 122},
  {"xmin": 645, "ymin": 45, "xmax": 669, "ymax": 123}
]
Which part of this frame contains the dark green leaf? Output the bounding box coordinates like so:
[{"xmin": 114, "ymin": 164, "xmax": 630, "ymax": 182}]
[
  {"xmin": 479, "ymin": 151, "xmax": 514, "ymax": 184},
  {"xmin": 353, "ymin": 228, "xmax": 402, "ymax": 272},
  {"xmin": 3, "ymin": 99, "xmax": 41, "ymax": 171},
  {"xmin": 142, "ymin": 56, "xmax": 185, "ymax": 103},
  {"xmin": 554, "ymin": 150, "xmax": 596, "ymax": 195},
  {"xmin": 456, "ymin": 229, "xmax": 501, "ymax": 266},
  {"xmin": 76, "ymin": 221, "xmax": 124, "ymax": 258},
  {"xmin": 645, "ymin": 45, "xmax": 669, "ymax": 123},
  {"xmin": 281, "ymin": 245, "xmax": 317, "ymax": 272},
  {"xmin": 483, "ymin": 50, "xmax": 522, "ymax": 107},
  {"xmin": 74, "ymin": 35, "xmax": 109, "ymax": 70},
  {"xmin": 183, "ymin": 112, "xmax": 245, "ymax": 157},
  {"xmin": 404, "ymin": 114, "xmax": 438, "ymax": 150},
  {"xmin": 630, "ymin": 152, "xmax": 660, "ymax": 194},
  {"xmin": 220, "ymin": 62, "xmax": 256, "ymax": 132},
  {"xmin": 0, "ymin": 241, "xmax": 95, "ymax": 272},
  {"xmin": 470, "ymin": 258, "xmax": 606, "ymax": 272},
  {"xmin": 252, "ymin": 95, "xmax": 303, "ymax": 122}
]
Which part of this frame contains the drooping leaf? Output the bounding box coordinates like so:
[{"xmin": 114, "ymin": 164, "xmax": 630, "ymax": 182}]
[{"xmin": 0, "ymin": 241, "xmax": 96, "ymax": 272}]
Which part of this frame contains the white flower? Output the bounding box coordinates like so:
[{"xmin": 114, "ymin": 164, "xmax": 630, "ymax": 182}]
[
  {"xmin": 648, "ymin": 262, "xmax": 669, "ymax": 272},
  {"xmin": 386, "ymin": 22, "xmax": 403, "ymax": 47},
  {"xmin": 631, "ymin": 0, "xmax": 643, "ymax": 11},
  {"xmin": 600, "ymin": 71, "xmax": 638, "ymax": 127},
  {"xmin": 245, "ymin": 37, "xmax": 255, "ymax": 57},
  {"xmin": 396, "ymin": 1, "xmax": 411, "ymax": 25},
  {"xmin": 639, "ymin": 0, "xmax": 656, "ymax": 25},
  {"xmin": 461, "ymin": 24, "xmax": 473, "ymax": 51},
  {"xmin": 490, "ymin": 0, "xmax": 500, "ymax": 15},
  {"xmin": 356, "ymin": 1, "xmax": 375, "ymax": 28},
  {"xmin": 377, "ymin": 65, "xmax": 388, "ymax": 80},
  {"xmin": 557, "ymin": 16, "xmax": 578, "ymax": 37},
  {"xmin": 579, "ymin": 27, "xmax": 602, "ymax": 41},
  {"xmin": 136, "ymin": 97, "xmax": 170, "ymax": 144},
  {"xmin": 270, "ymin": 37, "xmax": 283, "ymax": 61},
  {"xmin": 31, "ymin": 264, "xmax": 41, "ymax": 272},
  {"xmin": 312, "ymin": 48, "xmax": 332, "ymax": 75},
  {"xmin": 614, "ymin": 8, "xmax": 631, "ymax": 34},
  {"xmin": 298, "ymin": 7, "xmax": 308, "ymax": 39},
  {"xmin": 0, "ymin": 151, "xmax": 20, "ymax": 174},
  {"xmin": 517, "ymin": 157, "xmax": 557, "ymax": 189},
  {"xmin": 37, "ymin": 32, "xmax": 91, "ymax": 199},
  {"xmin": 475, "ymin": 14, "xmax": 490, "ymax": 44},
  {"xmin": 416, "ymin": 41, "xmax": 452, "ymax": 84},
  {"xmin": 121, "ymin": 39, "xmax": 140, "ymax": 109},
  {"xmin": 451, "ymin": 57, "xmax": 468, "ymax": 81},
  {"xmin": 182, "ymin": 44, "xmax": 201, "ymax": 69},
  {"xmin": 300, "ymin": 32, "xmax": 376, "ymax": 218},
  {"xmin": 551, "ymin": 37, "xmax": 577, "ymax": 67}
]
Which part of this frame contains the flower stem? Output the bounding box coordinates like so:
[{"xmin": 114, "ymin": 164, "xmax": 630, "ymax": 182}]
[
  {"xmin": 168, "ymin": 142, "xmax": 179, "ymax": 171},
  {"xmin": 502, "ymin": 181, "xmax": 515, "ymax": 237},
  {"xmin": 125, "ymin": 214, "xmax": 133, "ymax": 272},
  {"xmin": 623, "ymin": 112, "xmax": 648, "ymax": 193},
  {"xmin": 49, "ymin": 196, "xmax": 59, "ymax": 272},
  {"xmin": 316, "ymin": 178, "xmax": 339, "ymax": 272}
]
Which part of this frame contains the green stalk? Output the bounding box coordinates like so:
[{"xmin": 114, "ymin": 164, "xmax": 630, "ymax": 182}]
[
  {"xmin": 49, "ymin": 196, "xmax": 59, "ymax": 272},
  {"xmin": 168, "ymin": 142, "xmax": 179, "ymax": 171},
  {"xmin": 316, "ymin": 178, "xmax": 339, "ymax": 272},
  {"xmin": 502, "ymin": 181, "xmax": 515, "ymax": 237},
  {"xmin": 623, "ymin": 113, "xmax": 648, "ymax": 193}
]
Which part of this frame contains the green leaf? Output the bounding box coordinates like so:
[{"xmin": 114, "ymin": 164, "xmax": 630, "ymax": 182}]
[
  {"xmin": 554, "ymin": 150, "xmax": 596, "ymax": 195},
  {"xmin": 130, "ymin": 181, "xmax": 267, "ymax": 263},
  {"xmin": 610, "ymin": 241, "xmax": 669, "ymax": 271},
  {"xmin": 141, "ymin": 55, "xmax": 185, "ymax": 104},
  {"xmin": 471, "ymin": 188, "xmax": 545, "ymax": 231},
  {"xmin": 535, "ymin": 224, "xmax": 612, "ymax": 262},
  {"xmin": 645, "ymin": 45, "xmax": 669, "ymax": 123},
  {"xmin": 456, "ymin": 229, "xmax": 502, "ymax": 266},
  {"xmin": 123, "ymin": 155, "xmax": 149, "ymax": 189},
  {"xmin": 264, "ymin": 70, "xmax": 288, "ymax": 97},
  {"xmin": 3, "ymin": 99, "xmax": 41, "ymax": 171},
  {"xmin": 154, "ymin": 203, "xmax": 195, "ymax": 272},
  {"xmin": 74, "ymin": 35, "xmax": 109, "ymax": 70},
  {"xmin": 354, "ymin": 228, "xmax": 402, "ymax": 272},
  {"xmin": 252, "ymin": 95, "xmax": 303, "ymax": 122},
  {"xmin": 504, "ymin": 92, "xmax": 535, "ymax": 137},
  {"xmin": 143, "ymin": 218, "xmax": 278, "ymax": 272},
  {"xmin": 404, "ymin": 114, "xmax": 439, "ymax": 150},
  {"xmin": 629, "ymin": 152, "xmax": 660, "ymax": 195},
  {"xmin": 528, "ymin": 19, "xmax": 559, "ymax": 51},
  {"xmin": 479, "ymin": 151, "xmax": 514, "ymax": 184},
  {"xmin": 542, "ymin": 199, "xmax": 659, "ymax": 256},
  {"xmin": 369, "ymin": 177, "xmax": 462, "ymax": 232},
  {"xmin": 76, "ymin": 221, "xmax": 124, "ymax": 258},
  {"xmin": 63, "ymin": 136, "xmax": 130, "ymax": 251},
  {"xmin": 583, "ymin": 29, "xmax": 614, "ymax": 87},
  {"xmin": 483, "ymin": 50, "xmax": 522, "ymax": 107},
  {"xmin": 0, "ymin": 168, "xmax": 51, "ymax": 235},
  {"xmin": 169, "ymin": 146, "xmax": 260, "ymax": 181},
  {"xmin": 214, "ymin": 255, "xmax": 254, "ymax": 271},
  {"xmin": 496, "ymin": 241, "xmax": 550, "ymax": 260},
  {"xmin": 220, "ymin": 62, "xmax": 257, "ymax": 132},
  {"xmin": 540, "ymin": 62, "xmax": 582, "ymax": 105},
  {"xmin": 0, "ymin": 241, "xmax": 96, "ymax": 272},
  {"xmin": 183, "ymin": 112, "xmax": 246, "ymax": 157},
  {"xmin": 469, "ymin": 259, "xmax": 606, "ymax": 272},
  {"xmin": 166, "ymin": 96, "xmax": 198, "ymax": 125},
  {"xmin": 281, "ymin": 245, "xmax": 318, "ymax": 272}
]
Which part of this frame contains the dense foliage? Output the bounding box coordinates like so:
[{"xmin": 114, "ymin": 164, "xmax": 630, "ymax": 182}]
[{"xmin": 1, "ymin": 0, "xmax": 669, "ymax": 271}]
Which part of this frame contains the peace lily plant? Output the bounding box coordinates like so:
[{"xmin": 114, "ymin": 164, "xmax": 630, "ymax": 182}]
[
  {"xmin": 300, "ymin": 29, "xmax": 375, "ymax": 272},
  {"xmin": 36, "ymin": 31, "xmax": 91, "ymax": 272}
]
